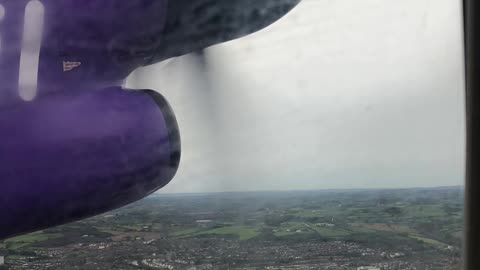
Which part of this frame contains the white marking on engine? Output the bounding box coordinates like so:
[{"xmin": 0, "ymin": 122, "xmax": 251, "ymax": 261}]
[
  {"xmin": 19, "ymin": 0, "xmax": 45, "ymax": 101},
  {"xmin": 63, "ymin": 61, "xmax": 82, "ymax": 72}
]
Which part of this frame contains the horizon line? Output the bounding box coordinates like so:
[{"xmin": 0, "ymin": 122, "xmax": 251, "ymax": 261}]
[{"xmin": 153, "ymin": 185, "xmax": 464, "ymax": 196}]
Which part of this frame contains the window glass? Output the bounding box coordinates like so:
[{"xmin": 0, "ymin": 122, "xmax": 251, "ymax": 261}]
[{"xmin": 1, "ymin": 0, "xmax": 465, "ymax": 269}]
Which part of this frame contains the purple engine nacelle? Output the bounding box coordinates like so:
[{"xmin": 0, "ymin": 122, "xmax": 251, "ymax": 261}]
[{"xmin": 0, "ymin": 0, "xmax": 300, "ymax": 240}]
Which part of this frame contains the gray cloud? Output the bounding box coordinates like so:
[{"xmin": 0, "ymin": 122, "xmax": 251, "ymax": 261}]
[{"xmin": 127, "ymin": 0, "xmax": 465, "ymax": 193}]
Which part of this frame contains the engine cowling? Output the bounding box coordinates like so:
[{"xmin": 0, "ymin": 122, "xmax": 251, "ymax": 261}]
[{"xmin": 0, "ymin": 87, "xmax": 180, "ymax": 240}]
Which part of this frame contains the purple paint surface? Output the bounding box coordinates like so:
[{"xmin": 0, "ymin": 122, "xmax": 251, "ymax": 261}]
[
  {"xmin": 0, "ymin": 87, "xmax": 180, "ymax": 239},
  {"xmin": 0, "ymin": 0, "xmax": 177, "ymax": 239}
]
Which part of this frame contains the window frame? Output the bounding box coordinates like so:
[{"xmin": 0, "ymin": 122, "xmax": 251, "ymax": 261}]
[{"xmin": 462, "ymin": 0, "xmax": 479, "ymax": 269}]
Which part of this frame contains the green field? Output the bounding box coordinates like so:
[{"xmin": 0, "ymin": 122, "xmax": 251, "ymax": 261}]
[
  {"xmin": 409, "ymin": 234, "xmax": 449, "ymax": 249},
  {"xmin": 5, "ymin": 231, "xmax": 63, "ymax": 250},
  {"xmin": 195, "ymin": 226, "xmax": 259, "ymax": 240},
  {"xmin": 402, "ymin": 205, "xmax": 446, "ymax": 219},
  {"xmin": 313, "ymin": 226, "xmax": 350, "ymax": 237},
  {"xmin": 173, "ymin": 228, "xmax": 200, "ymax": 237}
]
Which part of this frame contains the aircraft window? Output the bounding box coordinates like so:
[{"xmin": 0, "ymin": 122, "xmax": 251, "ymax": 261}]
[
  {"xmin": 0, "ymin": 0, "xmax": 464, "ymax": 269},
  {"xmin": 18, "ymin": 0, "xmax": 44, "ymax": 101}
]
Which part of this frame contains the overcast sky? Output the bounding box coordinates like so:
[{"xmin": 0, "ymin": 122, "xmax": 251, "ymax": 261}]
[{"xmin": 127, "ymin": 0, "xmax": 465, "ymax": 193}]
